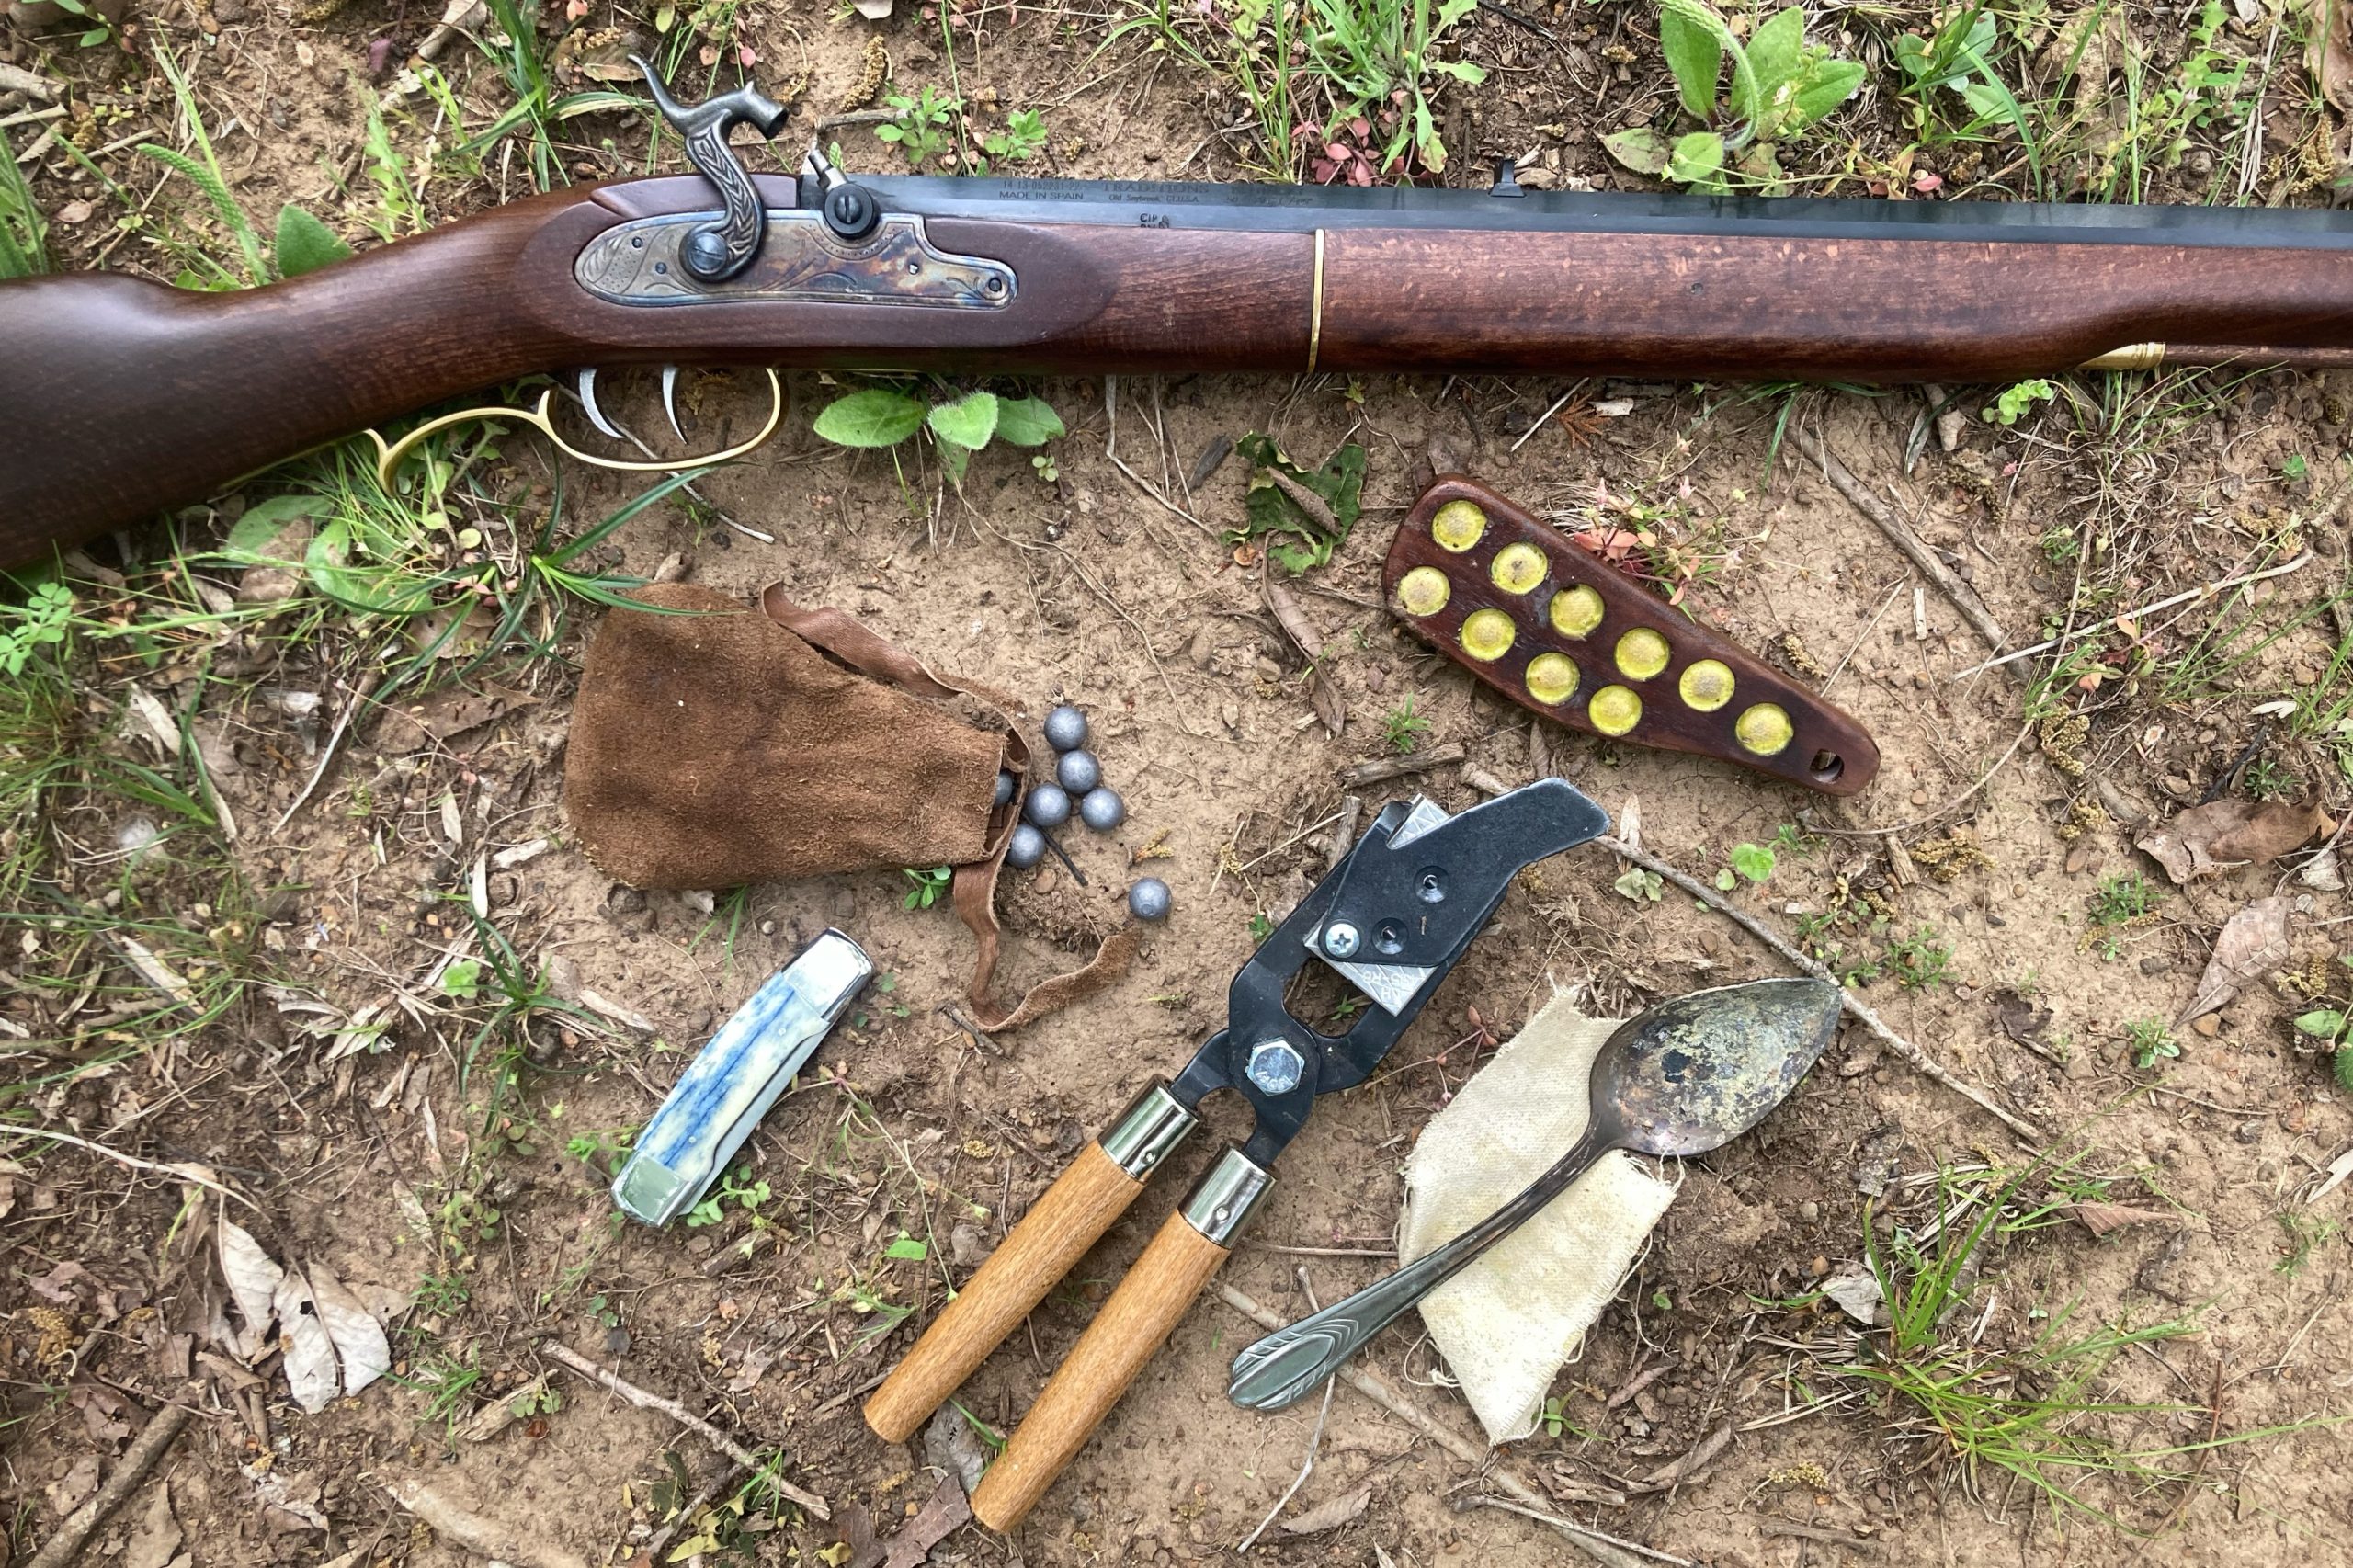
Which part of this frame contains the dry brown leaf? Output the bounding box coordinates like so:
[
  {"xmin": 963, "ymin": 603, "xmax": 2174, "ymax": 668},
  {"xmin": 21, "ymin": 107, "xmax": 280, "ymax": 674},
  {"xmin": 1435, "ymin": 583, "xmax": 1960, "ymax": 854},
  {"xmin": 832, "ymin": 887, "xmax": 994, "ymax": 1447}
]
[
  {"xmin": 2179, "ymin": 896, "xmax": 2292, "ymax": 1024},
  {"xmin": 1264, "ymin": 577, "xmax": 1324, "ymax": 661},
  {"xmin": 2135, "ymin": 799, "xmax": 2325, "ymax": 883},
  {"xmin": 216, "ymin": 1218, "xmax": 282, "ymax": 1360},
  {"xmin": 1305, "ymin": 669, "xmax": 1347, "ymax": 739},
  {"xmin": 2308, "ymin": 0, "xmax": 2353, "ymax": 113},
  {"xmin": 122, "ymin": 1479, "xmax": 183, "ymax": 1568},
  {"xmin": 879, "ymin": 1474, "xmax": 971, "ymax": 1568},
  {"xmin": 1634, "ymin": 1422, "xmax": 1733, "ymax": 1490},
  {"xmin": 272, "ymin": 1270, "xmax": 339, "ymax": 1414},
  {"xmin": 2058, "ymin": 1201, "xmax": 2183, "ymax": 1239},
  {"xmin": 1279, "ymin": 1484, "xmax": 1371, "ymax": 1536},
  {"xmin": 375, "ymin": 682, "xmax": 539, "ymax": 752},
  {"xmin": 306, "ymin": 1263, "xmax": 392, "ymax": 1397}
]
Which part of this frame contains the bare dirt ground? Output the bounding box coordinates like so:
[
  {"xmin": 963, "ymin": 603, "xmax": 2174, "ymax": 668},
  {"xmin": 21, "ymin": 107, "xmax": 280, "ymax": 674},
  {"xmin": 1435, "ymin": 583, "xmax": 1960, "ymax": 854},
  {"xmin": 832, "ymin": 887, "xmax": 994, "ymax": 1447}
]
[{"xmin": 4, "ymin": 3, "xmax": 2352, "ymax": 1567}]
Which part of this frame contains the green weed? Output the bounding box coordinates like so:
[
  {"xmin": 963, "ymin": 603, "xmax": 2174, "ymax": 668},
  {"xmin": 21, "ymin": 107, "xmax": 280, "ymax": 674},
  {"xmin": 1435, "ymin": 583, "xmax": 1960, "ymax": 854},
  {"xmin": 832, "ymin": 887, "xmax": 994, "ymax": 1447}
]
[
  {"xmin": 2090, "ymin": 871, "xmax": 2159, "ymax": 929},
  {"xmin": 2125, "ymin": 1017, "xmax": 2178, "ymax": 1071},
  {"xmin": 1603, "ymin": 0, "xmax": 1864, "ymax": 192},
  {"xmin": 810, "ymin": 382, "xmax": 1064, "ymax": 489},
  {"xmin": 1381, "ymin": 694, "xmax": 1432, "ymax": 755},
  {"xmin": 684, "ymin": 1163, "xmax": 772, "ymax": 1228},
  {"xmin": 874, "ymin": 85, "xmax": 961, "ymax": 167},
  {"xmin": 901, "ymin": 866, "xmax": 953, "ymax": 912},
  {"xmin": 981, "ymin": 108, "xmax": 1049, "ymax": 167},
  {"xmin": 469, "ymin": 0, "xmax": 640, "ymax": 191},
  {"xmin": 1299, "ymin": 0, "xmax": 1486, "ymax": 176},
  {"xmin": 0, "ymin": 123, "xmax": 48, "ymax": 278},
  {"xmin": 1886, "ymin": 926, "xmax": 1954, "ymax": 989}
]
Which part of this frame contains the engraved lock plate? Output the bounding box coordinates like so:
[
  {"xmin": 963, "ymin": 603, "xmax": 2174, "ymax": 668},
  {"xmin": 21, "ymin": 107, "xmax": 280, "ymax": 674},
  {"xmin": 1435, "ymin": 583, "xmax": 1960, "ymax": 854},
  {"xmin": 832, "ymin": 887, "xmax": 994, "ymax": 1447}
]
[{"xmin": 576, "ymin": 208, "xmax": 1018, "ymax": 309}]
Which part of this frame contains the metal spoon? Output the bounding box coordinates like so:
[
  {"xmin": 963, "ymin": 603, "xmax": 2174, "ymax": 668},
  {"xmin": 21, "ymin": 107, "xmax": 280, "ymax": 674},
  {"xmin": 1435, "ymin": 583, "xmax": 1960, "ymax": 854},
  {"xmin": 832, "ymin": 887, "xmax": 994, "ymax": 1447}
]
[{"xmin": 1226, "ymin": 977, "xmax": 1844, "ymax": 1412}]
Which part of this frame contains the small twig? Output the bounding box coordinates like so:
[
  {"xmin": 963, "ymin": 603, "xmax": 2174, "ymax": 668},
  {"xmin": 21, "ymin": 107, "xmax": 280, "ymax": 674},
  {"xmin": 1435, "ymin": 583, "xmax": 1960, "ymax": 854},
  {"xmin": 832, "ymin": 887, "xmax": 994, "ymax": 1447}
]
[
  {"xmin": 385, "ymin": 1479, "xmax": 590, "ymax": 1568},
  {"xmin": 1757, "ymin": 1520, "xmax": 1885, "ymax": 1554},
  {"xmin": 1509, "ymin": 381, "xmax": 1587, "ymax": 453},
  {"xmin": 1340, "ymin": 744, "xmax": 1465, "ymax": 788},
  {"xmin": 1947, "ymin": 551, "xmax": 2313, "ymax": 681},
  {"xmin": 7, "ymin": 1126, "xmax": 258, "ymax": 1211},
  {"xmin": 276, "ymin": 667, "xmax": 381, "ymax": 830},
  {"xmin": 1235, "ymin": 1268, "xmax": 1336, "ymax": 1552},
  {"xmin": 1464, "ymin": 1497, "xmax": 1696, "ymax": 1568},
  {"xmin": 542, "ymin": 1344, "xmax": 829, "ymax": 1517},
  {"xmin": 1597, "ymin": 835, "xmax": 2044, "ymax": 1142},
  {"xmin": 1794, "ymin": 428, "xmax": 2011, "ymax": 660},
  {"xmin": 1212, "ymin": 1284, "xmax": 1649, "ymax": 1568},
  {"xmin": 28, "ymin": 1405, "xmax": 191, "ymax": 1568}
]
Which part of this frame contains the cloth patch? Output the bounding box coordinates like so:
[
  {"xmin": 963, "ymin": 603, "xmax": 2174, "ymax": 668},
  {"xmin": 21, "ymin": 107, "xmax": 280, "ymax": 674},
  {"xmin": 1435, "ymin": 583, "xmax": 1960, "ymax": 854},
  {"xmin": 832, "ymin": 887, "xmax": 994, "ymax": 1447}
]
[{"xmin": 1401, "ymin": 992, "xmax": 1678, "ymax": 1443}]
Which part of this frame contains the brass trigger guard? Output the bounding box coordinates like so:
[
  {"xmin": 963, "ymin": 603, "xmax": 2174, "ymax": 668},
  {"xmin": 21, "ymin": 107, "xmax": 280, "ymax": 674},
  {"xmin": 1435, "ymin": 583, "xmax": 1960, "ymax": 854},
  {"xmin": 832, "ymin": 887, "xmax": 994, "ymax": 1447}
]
[{"xmin": 368, "ymin": 369, "xmax": 786, "ymax": 488}]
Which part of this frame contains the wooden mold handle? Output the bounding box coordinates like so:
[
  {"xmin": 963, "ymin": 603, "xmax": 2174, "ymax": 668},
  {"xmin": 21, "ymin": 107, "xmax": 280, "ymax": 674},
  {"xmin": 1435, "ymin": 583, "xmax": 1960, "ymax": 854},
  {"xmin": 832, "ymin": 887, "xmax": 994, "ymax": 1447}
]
[
  {"xmin": 969, "ymin": 1209, "xmax": 1232, "ymax": 1532},
  {"xmin": 864, "ymin": 1141, "xmax": 1146, "ymax": 1445}
]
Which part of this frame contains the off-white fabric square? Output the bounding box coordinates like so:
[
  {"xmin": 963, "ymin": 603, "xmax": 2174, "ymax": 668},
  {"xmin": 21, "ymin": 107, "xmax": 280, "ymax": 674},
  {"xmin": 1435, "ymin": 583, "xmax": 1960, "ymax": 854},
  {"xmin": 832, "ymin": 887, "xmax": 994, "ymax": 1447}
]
[{"xmin": 1400, "ymin": 991, "xmax": 1678, "ymax": 1443}]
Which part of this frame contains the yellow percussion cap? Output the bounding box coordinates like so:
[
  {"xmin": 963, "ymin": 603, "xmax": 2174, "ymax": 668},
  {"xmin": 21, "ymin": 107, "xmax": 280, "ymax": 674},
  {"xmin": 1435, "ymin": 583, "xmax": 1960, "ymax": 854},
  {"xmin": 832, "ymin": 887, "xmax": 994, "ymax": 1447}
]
[
  {"xmin": 1589, "ymin": 684, "xmax": 1642, "ymax": 736},
  {"xmin": 1735, "ymin": 702, "xmax": 1795, "ymax": 756},
  {"xmin": 1548, "ymin": 584, "xmax": 1604, "ymax": 639},
  {"xmin": 1430, "ymin": 500, "xmax": 1487, "ymax": 552},
  {"xmin": 1459, "ymin": 608, "xmax": 1516, "ymax": 662},
  {"xmin": 1615, "ymin": 627, "xmax": 1671, "ymax": 681},
  {"xmin": 1525, "ymin": 652, "xmax": 1579, "ymax": 706},
  {"xmin": 1489, "ymin": 542, "xmax": 1547, "ymax": 595},
  {"xmin": 1396, "ymin": 567, "xmax": 1450, "ymax": 618},
  {"xmin": 1678, "ymin": 659, "xmax": 1735, "ymax": 711}
]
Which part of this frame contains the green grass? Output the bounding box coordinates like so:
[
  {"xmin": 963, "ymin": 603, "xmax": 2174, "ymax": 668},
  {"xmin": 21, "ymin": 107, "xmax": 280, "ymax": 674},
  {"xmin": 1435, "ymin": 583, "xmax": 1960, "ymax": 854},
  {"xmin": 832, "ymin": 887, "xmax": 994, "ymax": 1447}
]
[
  {"xmin": 1381, "ymin": 694, "xmax": 1432, "ymax": 754},
  {"xmin": 0, "ymin": 122, "xmax": 48, "ymax": 278},
  {"xmin": 1843, "ymin": 1162, "xmax": 2311, "ymax": 1528},
  {"xmin": 468, "ymin": 0, "xmax": 641, "ymax": 191}
]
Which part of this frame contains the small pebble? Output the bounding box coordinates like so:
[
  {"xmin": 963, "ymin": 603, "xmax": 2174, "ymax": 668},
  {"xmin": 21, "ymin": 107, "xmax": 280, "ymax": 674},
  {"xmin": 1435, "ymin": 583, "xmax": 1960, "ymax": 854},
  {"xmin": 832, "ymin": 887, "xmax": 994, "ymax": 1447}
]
[
  {"xmin": 1056, "ymin": 749, "xmax": 1101, "ymax": 794},
  {"xmin": 1043, "ymin": 705, "xmax": 1088, "ymax": 752},
  {"xmin": 1006, "ymin": 823, "xmax": 1046, "ymax": 869},
  {"xmin": 1024, "ymin": 783, "xmax": 1073, "ymax": 829},
  {"xmin": 1128, "ymin": 878, "xmax": 1172, "ymax": 922},
  {"xmin": 1079, "ymin": 787, "xmax": 1125, "ymax": 831},
  {"xmin": 993, "ymin": 770, "xmax": 1017, "ymax": 808}
]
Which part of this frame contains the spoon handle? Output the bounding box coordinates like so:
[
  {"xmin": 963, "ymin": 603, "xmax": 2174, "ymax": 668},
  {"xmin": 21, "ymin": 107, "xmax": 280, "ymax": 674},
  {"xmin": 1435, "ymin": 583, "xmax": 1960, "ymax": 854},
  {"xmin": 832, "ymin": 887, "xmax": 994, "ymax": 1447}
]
[{"xmin": 1227, "ymin": 1124, "xmax": 1613, "ymax": 1412}]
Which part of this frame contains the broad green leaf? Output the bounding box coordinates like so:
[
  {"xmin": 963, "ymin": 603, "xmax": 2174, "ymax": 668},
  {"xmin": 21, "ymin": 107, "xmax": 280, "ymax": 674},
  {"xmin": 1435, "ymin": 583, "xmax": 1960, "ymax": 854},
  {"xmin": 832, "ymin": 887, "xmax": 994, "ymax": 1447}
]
[
  {"xmin": 1665, "ymin": 131, "xmax": 1725, "ymax": 187},
  {"xmin": 1228, "ymin": 433, "xmax": 1365, "ymax": 574},
  {"xmin": 811, "ymin": 389, "xmax": 926, "ymax": 449},
  {"xmin": 1601, "ymin": 126, "xmax": 1673, "ymax": 176},
  {"xmin": 936, "ymin": 439, "xmax": 970, "ymax": 488},
  {"xmin": 273, "ymin": 204, "xmax": 352, "ymax": 279},
  {"xmin": 1434, "ymin": 60, "xmax": 1486, "ymax": 85},
  {"xmin": 993, "ymin": 395, "xmax": 1065, "ymax": 448},
  {"xmin": 304, "ymin": 518, "xmax": 434, "ymax": 616},
  {"xmin": 1734, "ymin": 7, "xmax": 1806, "ymax": 123},
  {"xmin": 1730, "ymin": 842, "xmax": 1777, "ymax": 883},
  {"xmin": 2294, "ymin": 1008, "xmax": 2347, "ymax": 1040},
  {"xmin": 926, "ymin": 389, "xmax": 1000, "ymax": 450},
  {"xmin": 1784, "ymin": 59, "xmax": 1866, "ymax": 133},
  {"xmin": 222, "ymin": 494, "xmax": 322, "ymax": 560},
  {"xmin": 882, "ymin": 1235, "xmax": 928, "ymax": 1261},
  {"xmin": 1659, "ymin": 6, "xmax": 1722, "ymax": 119}
]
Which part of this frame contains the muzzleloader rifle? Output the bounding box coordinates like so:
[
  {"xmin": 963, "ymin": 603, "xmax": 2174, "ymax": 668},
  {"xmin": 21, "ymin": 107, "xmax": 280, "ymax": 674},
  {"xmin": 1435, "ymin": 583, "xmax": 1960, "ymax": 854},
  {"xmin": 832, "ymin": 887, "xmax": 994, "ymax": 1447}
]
[{"xmin": 5, "ymin": 60, "xmax": 2353, "ymax": 566}]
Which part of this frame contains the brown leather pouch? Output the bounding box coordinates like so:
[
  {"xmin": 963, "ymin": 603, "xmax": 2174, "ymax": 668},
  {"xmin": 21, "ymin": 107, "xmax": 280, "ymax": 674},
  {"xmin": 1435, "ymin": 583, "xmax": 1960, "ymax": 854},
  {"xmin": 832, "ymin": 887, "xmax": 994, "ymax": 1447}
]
[{"xmin": 566, "ymin": 583, "xmax": 1135, "ymax": 1030}]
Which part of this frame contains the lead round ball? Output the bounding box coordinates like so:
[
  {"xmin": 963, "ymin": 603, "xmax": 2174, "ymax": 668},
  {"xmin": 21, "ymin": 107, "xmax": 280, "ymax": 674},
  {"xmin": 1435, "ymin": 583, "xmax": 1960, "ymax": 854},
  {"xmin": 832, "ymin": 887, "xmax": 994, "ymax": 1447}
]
[
  {"xmin": 1043, "ymin": 704, "xmax": 1088, "ymax": 752},
  {"xmin": 1459, "ymin": 608, "xmax": 1517, "ymax": 663},
  {"xmin": 1430, "ymin": 499, "xmax": 1488, "ymax": 552},
  {"xmin": 1024, "ymin": 781, "xmax": 1073, "ymax": 828},
  {"xmin": 1006, "ymin": 823, "xmax": 1046, "ymax": 869},
  {"xmin": 1396, "ymin": 566, "xmax": 1451, "ymax": 618},
  {"xmin": 1128, "ymin": 877, "xmax": 1172, "ymax": 922},
  {"xmin": 993, "ymin": 770, "xmax": 1017, "ymax": 808},
  {"xmin": 1056, "ymin": 749, "xmax": 1101, "ymax": 794},
  {"xmin": 1079, "ymin": 786, "xmax": 1126, "ymax": 831}
]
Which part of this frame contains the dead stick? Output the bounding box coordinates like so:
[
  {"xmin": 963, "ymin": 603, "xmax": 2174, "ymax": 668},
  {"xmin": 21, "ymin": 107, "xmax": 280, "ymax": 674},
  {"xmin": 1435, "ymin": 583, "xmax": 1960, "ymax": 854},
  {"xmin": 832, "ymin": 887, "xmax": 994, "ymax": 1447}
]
[
  {"xmin": 1340, "ymin": 744, "xmax": 1465, "ymax": 788},
  {"xmin": 1212, "ymin": 1284, "xmax": 1649, "ymax": 1568},
  {"xmin": 385, "ymin": 1478, "xmax": 592, "ymax": 1568},
  {"xmin": 1464, "ymin": 1496, "xmax": 1697, "ymax": 1567},
  {"xmin": 28, "ymin": 1405, "xmax": 191, "ymax": 1568},
  {"xmin": 543, "ymin": 1344, "xmax": 830, "ymax": 1518},
  {"xmin": 1794, "ymin": 428, "xmax": 2012, "ymax": 661},
  {"xmin": 1598, "ymin": 835, "xmax": 2045, "ymax": 1143}
]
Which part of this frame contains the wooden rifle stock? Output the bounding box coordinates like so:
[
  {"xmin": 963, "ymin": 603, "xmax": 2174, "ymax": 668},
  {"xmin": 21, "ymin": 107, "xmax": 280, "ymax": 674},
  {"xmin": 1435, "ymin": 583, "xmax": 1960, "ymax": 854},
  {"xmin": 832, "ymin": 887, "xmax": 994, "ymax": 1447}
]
[{"xmin": 6, "ymin": 170, "xmax": 2353, "ymax": 566}]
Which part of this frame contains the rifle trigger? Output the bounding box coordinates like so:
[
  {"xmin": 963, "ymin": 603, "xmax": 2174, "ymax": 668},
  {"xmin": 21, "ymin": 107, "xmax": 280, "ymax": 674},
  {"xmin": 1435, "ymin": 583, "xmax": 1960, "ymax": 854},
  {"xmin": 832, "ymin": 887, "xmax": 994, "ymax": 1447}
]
[
  {"xmin": 576, "ymin": 369, "xmax": 624, "ymax": 443},
  {"xmin": 660, "ymin": 365, "xmax": 685, "ymax": 442}
]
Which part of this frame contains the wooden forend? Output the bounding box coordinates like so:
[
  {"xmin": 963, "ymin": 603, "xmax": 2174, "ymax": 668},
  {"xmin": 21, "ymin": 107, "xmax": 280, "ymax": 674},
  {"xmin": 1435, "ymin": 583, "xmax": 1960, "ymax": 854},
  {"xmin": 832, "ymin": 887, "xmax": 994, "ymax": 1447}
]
[
  {"xmin": 864, "ymin": 1141, "xmax": 1146, "ymax": 1445},
  {"xmin": 1382, "ymin": 476, "xmax": 1880, "ymax": 795},
  {"xmin": 969, "ymin": 1209, "xmax": 1231, "ymax": 1532}
]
